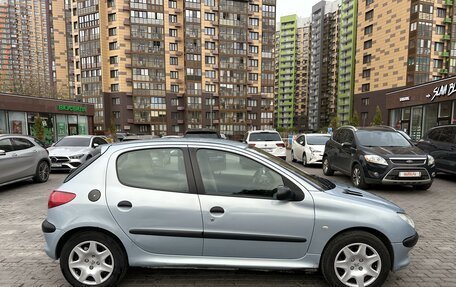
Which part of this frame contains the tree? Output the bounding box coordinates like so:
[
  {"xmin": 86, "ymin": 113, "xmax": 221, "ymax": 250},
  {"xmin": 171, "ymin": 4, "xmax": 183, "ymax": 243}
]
[
  {"xmin": 34, "ymin": 114, "xmax": 45, "ymax": 142},
  {"xmin": 350, "ymin": 110, "xmax": 360, "ymax": 127},
  {"xmin": 330, "ymin": 115, "xmax": 341, "ymax": 131},
  {"xmin": 371, "ymin": 106, "xmax": 383, "ymax": 126}
]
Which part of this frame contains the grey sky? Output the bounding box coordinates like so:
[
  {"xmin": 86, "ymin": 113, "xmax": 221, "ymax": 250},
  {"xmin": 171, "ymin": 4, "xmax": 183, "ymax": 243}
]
[{"xmin": 276, "ymin": 0, "xmax": 321, "ymax": 19}]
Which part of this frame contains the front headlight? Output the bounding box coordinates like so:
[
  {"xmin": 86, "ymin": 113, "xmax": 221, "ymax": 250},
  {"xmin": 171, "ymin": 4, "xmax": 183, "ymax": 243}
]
[
  {"xmin": 398, "ymin": 213, "xmax": 415, "ymax": 229},
  {"xmin": 69, "ymin": 154, "xmax": 85, "ymax": 159},
  {"xmin": 364, "ymin": 154, "xmax": 388, "ymax": 166},
  {"xmin": 427, "ymin": 155, "xmax": 435, "ymax": 166}
]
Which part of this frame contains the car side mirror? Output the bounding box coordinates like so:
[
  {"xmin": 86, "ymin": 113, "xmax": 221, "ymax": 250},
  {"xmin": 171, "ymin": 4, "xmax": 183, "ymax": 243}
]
[
  {"xmin": 93, "ymin": 143, "xmax": 99, "ymax": 148},
  {"xmin": 0, "ymin": 150, "xmax": 6, "ymax": 156},
  {"xmin": 276, "ymin": 186, "xmax": 303, "ymax": 201}
]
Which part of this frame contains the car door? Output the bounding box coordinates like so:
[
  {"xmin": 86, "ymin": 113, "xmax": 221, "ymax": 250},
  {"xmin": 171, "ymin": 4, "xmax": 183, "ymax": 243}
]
[
  {"xmin": 435, "ymin": 127, "xmax": 456, "ymax": 173},
  {"xmin": 105, "ymin": 146, "xmax": 204, "ymax": 256},
  {"xmin": 329, "ymin": 129, "xmax": 346, "ymax": 171},
  {"xmin": 338, "ymin": 130, "xmax": 356, "ymax": 174},
  {"xmin": 10, "ymin": 137, "xmax": 37, "ymax": 178},
  {"xmin": 295, "ymin": 135, "xmax": 305, "ymax": 161},
  {"xmin": 191, "ymin": 147, "xmax": 314, "ymax": 259},
  {"xmin": 0, "ymin": 138, "xmax": 19, "ymax": 184}
]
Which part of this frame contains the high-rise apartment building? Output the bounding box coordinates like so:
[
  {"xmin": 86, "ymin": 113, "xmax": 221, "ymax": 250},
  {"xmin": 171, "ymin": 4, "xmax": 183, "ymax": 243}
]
[
  {"xmin": 66, "ymin": 0, "xmax": 276, "ymax": 137},
  {"xmin": 337, "ymin": 0, "xmax": 357, "ymax": 125},
  {"xmin": 274, "ymin": 15, "xmax": 310, "ymax": 131},
  {"xmin": 309, "ymin": 0, "xmax": 340, "ymax": 131},
  {"xmin": 0, "ymin": 0, "xmax": 54, "ymax": 97}
]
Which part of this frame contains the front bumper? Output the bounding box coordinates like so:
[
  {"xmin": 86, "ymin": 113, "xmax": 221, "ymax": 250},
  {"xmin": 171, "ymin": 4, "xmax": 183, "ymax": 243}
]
[
  {"xmin": 49, "ymin": 156, "xmax": 84, "ymax": 170},
  {"xmin": 362, "ymin": 162, "xmax": 435, "ymax": 185},
  {"xmin": 307, "ymin": 152, "xmax": 324, "ymax": 164},
  {"xmin": 391, "ymin": 232, "xmax": 419, "ymax": 271}
]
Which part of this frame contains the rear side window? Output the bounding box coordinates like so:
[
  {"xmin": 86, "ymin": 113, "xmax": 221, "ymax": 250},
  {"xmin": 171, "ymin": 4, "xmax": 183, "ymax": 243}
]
[
  {"xmin": 11, "ymin": 138, "xmax": 34, "ymax": 150},
  {"xmin": 248, "ymin": 132, "xmax": 281, "ymax": 141},
  {"xmin": 117, "ymin": 148, "xmax": 189, "ymax": 193},
  {"xmin": 427, "ymin": 129, "xmax": 441, "ymax": 141},
  {"xmin": 0, "ymin": 138, "xmax": 14, "ymax": 152},
  {"xmin": 437, "ymin": 127, "xmax": 456, "ymax": 144}
]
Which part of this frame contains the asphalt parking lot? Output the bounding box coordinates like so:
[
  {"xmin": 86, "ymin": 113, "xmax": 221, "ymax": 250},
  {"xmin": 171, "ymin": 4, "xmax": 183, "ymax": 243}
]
[{"xmin": 0, "ymin": 162, "xmax": 455, "ymax": 287}]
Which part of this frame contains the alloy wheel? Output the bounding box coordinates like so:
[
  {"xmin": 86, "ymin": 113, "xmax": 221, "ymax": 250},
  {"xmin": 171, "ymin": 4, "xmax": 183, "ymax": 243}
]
[
  {"xmin": 352, "ymin": 167, "xmax": 361, "ymax": 187},
  {"xmin": 68, "ymin": 240, "xmax": 114, "ymax": 285},
  {"xmin": 39, "ymin": 162, "xmax": 50, "ymax": 181},
  {"xmin": 334, "ymin": 243, "xmax": 382, "ymax": 287}
]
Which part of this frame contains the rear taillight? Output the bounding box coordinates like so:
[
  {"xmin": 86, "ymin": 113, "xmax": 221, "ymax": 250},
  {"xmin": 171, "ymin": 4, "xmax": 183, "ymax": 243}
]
[
  {"xmin": 248, "ymin": 144, "xmax": 256, "ymax": 148},
  {"xmin": 48, "ymin": 190, "xmax": 76, "ymax": 209},
  {"xmin": 276, "ymin": 143, "xmax": 285, "ymax": 147}
]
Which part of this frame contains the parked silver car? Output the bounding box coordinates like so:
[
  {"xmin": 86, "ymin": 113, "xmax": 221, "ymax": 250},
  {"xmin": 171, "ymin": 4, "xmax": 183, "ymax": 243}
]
[
  {"xmin": 47, "ymin": 135, "xmax": 108, "ymax": 171},
  {"xmin": 42, "ymin": 139, "xmax": 418, "ymax": 287},
  {"xmin": 0, "ymin": 134, "xmax": 50, "ymax": 187}
]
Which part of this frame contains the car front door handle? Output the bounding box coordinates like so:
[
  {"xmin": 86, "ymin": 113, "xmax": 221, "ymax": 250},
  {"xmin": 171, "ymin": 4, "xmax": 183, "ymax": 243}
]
[
  {"xmin": 210, "ymin": 206, "xmax": 224, "ymax": 214},
  {"xmin": 117, "ymin": 201, "xmax": 132, "ymax": 208}
]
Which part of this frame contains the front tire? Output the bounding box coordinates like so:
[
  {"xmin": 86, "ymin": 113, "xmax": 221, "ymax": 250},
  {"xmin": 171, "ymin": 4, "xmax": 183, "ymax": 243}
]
[
  {"xmin": 352, "ymin": 164, "xmax": 369, "ymax": 189},
  {"xmin": 302, "ymin": 153, "xmax": 308, "ymax": 167},
  {"xmin": 321, "ymin": 231, "xmax": 391, "ymax": 287},
  {"xmin": 322, "ymin": 156, "xmax": 334, "ymax": 176},
  {"xmin": 33, "ymin": 160, "xmax": 50, "ymax": 183},
  {"xmin": 60, "ymin": 231, "xmax": 127, "ymax": 287}
]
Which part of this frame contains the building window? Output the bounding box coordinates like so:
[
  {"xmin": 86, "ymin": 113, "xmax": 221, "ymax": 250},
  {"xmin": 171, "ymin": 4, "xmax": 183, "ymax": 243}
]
[
  {"xmin": 361, "ymin": 83, "xmax": 370, "ymax": 92},
  {"xmin": 205, "ymin": 0, "xmax": 215, "ymax": 6},
  {"xmin": 169, "ymin": 0, "xmax": 177, "ymax": 8},
  {"xmin": 169, "ymin": 43, "xmax": 178, "ymax": 51},
  {"xmin": 170, "ymin": 71, "xmax": 179, "ymax": 79},
  {"xmin": 362, "ymin": 98, "xmax": 370, "ymax": 106},
  {"xmin": 363, "ymin": 54, "xmax": 372, "ymax": 64},
  {"xmin": 205, "ymin": 27, "xmax": 215, "ymax": 35},
  {"xmin": 107, "ymin": 0, "xmax": 115, "ymax": 8},
  {"xmin": 108, "ymin": 13, "xmax": 116, "ymax": 22},
  {"xmin": 434, "ymin": 42, "xmax": 444, "ymax": 52},
  {"xmin": 434, "ymin": 59, "xmax": 443, "ymax": 68},
  {"xmin": 364, "ymin": 40, "xmax": 372, "ymax": 49},
  {"xmin": 205, "ymin": 84, "xmax": 215, "ymax": 92},
  {"xmin": 170, "ymin": 57, "xmax": 178, "ymax": 65},
  {"xmin": 410, "ymin": 22, "xmax": 417, "ymax": 31},
  {"xmin": 249, "ymin": 59, "xmax": 258, "ymax": 67},
  {"xmin": 249, "ymin": 31, "xmax": 259, "ymax": 40},
  {"xmin": 111, "ymin": 84, "xmax": 119, "ymax": 92},
  {"xmin": 113, "ymin": 111, "xmax": 120, "ymax": 119},
  {"xmin": 171, "ymin": 85, "xmax": 179, "ymax": 93},
  {"xmin": 109, "ymin": 41, "xmax": 118, "ymax": 50},
  {"xmin": 362, "ymin": 69, "xmax": 371, "ymax": 78},
  {"xmin": 249, "ymin": 18, "xmax": 259, "ymax": 26},
  {"xmin": 248, "ymin": 73, "xmax": 258, "ymax": 81},
  {"xmin": 361, "ymin": 112, "xmax": 368, "ymax": 124},
  {"xmin": 205, "ymin": 70, "xmax": 216, "ymax": 78},
  {"xmin": 249, "ymin": 45, "xmax": 259, "ymax": 54},
  {"xmin": 169, "ymin": 28, "xmax": 177, "ymax": 37},
  {"xmin": 436, "ymin": 25, "xmax": 445, "ymax": 35},
  {"xmin": 204, "ymin": 12, "xmax": 215, "ymax": 21},
  {"xmin": 205, "ymin": 41, "xmax": 215, "ymax": 50},
  {"xmin": 205, "ymin": 56, "xmax": 215, "ymax": 64},
  {"xmin": 110, "ymin": 70, "xmax": 118, "ymax": 78},
  {"xmin": 437, "ymin": 8, "xmax": 446, "ymax": 18},
  {"xmin": 108, "ymin": 27, "xmax": 117, "ymax": 36},
  {"xmin": 364, "ymin": 25, "xmax": 373, "ymax": 35},
  {"xmin": 112, "ymin": 97, "xmax": 120, "ymax": 105},
  {"xmin": 365, "ymin": 10, "xmax": 374, "ymax": 21},
  {"xmin": 169, "ymin": 14, "xmax": 177, "ymax": 23},
  {"xmin": 109, "ymin": 56, "xmax": 118, "ymax": 64},
  {"xmin": 366, "ymin": 0, "xmax": 373, "ymax": 5}
]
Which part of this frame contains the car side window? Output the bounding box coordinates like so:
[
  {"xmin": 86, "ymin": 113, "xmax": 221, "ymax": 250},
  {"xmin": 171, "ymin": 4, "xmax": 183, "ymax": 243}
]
[
  {"xmin": 333, "ymin": 130, "xmax": 342, "ymax": 143},
  {"xmin": 0, "ymin": 139, "xmax": 14, "ymax": 152},
  {"xmin": 196, "ymin": 149, "xmax": 286, "ymax": 199},
  {"xmin": 346, "ymin": 130, "xmax": 355, "ymax": 144},
  {"xmin": 94, "ymin": 137, "xmax": 108, "ymax": 145},
  {"xmin": 438, "ymin": 127, "xmax": 456, "ymax": 143},
  {"xmin": 427, "ymin": 129, "xmax": 440, "ymax": 141},
  {"xmin": 11, "ymin": 138, "xmax": 34, "ymax": 151},
  {"xmin": 116, "ymin": 148, "xmax": 189, "ymax": 193}
]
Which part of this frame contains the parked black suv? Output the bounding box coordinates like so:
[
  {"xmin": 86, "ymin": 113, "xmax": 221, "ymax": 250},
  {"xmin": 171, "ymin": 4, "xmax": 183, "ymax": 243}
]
[
  {"xmin": 184, "ymin": 128, "xmax": 221, "ymax": 139},
  {"xmin": 322, "ymin": 126, "xmax": 435, "ymax": 190},
  {"xmin": 417, "ymin": 125, "xmax": 456, "ymax": 175}
]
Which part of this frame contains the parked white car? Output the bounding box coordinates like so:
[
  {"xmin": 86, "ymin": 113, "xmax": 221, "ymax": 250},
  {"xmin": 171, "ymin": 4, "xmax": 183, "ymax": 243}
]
[
  {"xmin": 291, "ymin": 133, "xmax": 330, "ymax": 166},
  {"xmin": 244, "ymin": 130, "xmax": 286, "ymax": 159}
]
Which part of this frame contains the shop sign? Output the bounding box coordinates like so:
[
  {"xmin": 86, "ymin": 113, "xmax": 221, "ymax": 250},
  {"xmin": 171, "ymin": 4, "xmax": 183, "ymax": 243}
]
[
  {"xmin": 399, "ymin": 96, "xmax": 410, "ymax": 102},
  {"xmin": 426, "ymin": 82, "xmax": 456, "ymax": 101},
  {"xmin": 57, "ymin": 105, "xmax": 87, "ymax": 113}
]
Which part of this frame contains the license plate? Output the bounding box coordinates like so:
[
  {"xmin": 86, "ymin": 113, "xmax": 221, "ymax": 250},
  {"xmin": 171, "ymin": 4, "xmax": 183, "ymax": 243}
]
[
  {"xmin": 51, "ymin": 163, "xmax": 62, "ymax": 168},
  {"xmin": 399, "ymin": 171, "xmax": 421, "ymax": 177}
]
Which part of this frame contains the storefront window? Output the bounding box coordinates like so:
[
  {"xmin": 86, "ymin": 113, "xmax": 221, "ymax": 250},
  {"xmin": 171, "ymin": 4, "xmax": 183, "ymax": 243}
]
[
  {"xmin": 78, "ymin": 116, "xmax": 88, "ymax": 135},
  {"xmin": 68, "ymin": 115, "xmax": 78, "ymax": 135},
  {"xmin": 453, "ymin": 101, "xmax": 456, "ymax": 124},
  {"xmin": 8, "ymin": 112, "xmax": 27, "ymax": 135},
  {"xmin": 27, "ymin": 113, "xmax": 55, "ymax": 145},
  {"xmin": 410, "ymin": 106, "xmax": 423, "ymax": 140},
  {"xmin": 389, "ymin": 109, "xmax": 402, "ymax": 130},
  {"xmin": 423, "ymin": 103, "xmax": 438, "ymax": 134},
  {"xmin": 402, "ymin": 107, "xmax": 411, "ymax": 120},
  {"xmin": 0, "ymin": 111, "xmax": 7, "ymax": 134},
  {"xmin": 438, "ymin": 101, "xmax": 452, "ymax": 125},
  {"xmin": 56, "ymin": 115, "xmax": 68, "ymax": 141}
]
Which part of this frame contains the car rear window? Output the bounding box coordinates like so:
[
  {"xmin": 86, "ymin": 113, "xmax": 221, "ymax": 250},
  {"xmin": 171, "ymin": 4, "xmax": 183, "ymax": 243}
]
[{"xmin": 249, "ymin": 132, "xmax": 281, "ymax": 142}]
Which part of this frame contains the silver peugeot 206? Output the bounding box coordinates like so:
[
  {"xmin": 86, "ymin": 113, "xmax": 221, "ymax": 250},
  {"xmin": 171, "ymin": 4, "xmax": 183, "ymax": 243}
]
[{"xmin": 42, "ymin": 139, "xmax": 418, "ymax": 287}]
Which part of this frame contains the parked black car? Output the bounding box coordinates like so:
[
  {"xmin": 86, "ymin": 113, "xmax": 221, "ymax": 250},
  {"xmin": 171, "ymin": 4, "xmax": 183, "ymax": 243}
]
[
  {"xmin": 417, "ymin": 125, "xmax": 456, "ymax": 175},
  {"xmin": 322, "ymin": 126, "xmax": 435, "ymax": 190},
  {"xmin": 184, "ymin": 128, "xmax": 221, "ymax": 139}
]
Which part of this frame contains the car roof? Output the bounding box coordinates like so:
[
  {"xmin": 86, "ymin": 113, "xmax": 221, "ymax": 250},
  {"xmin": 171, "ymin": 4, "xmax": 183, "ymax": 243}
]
[
  {"xmin": 62, "ymin": 135, "xmax": 96, "ymax": 138},
  {"xmin": 303, "ymin": 133, "xmax": 330, "ymax": 137},
  {"xmin": 339, "ymin": 126, "xmax": 398, "ymax": 132},
  {"xmin": 108, "ymin": 138, "xmax": 246, "ymax": 152},
  {"xmin": 247, "ymin": 130, "xmax": 279, "ymax": 134},
  {"xmin": 0, "ymin": 134, "xmax": 34, "ymax": 139}
]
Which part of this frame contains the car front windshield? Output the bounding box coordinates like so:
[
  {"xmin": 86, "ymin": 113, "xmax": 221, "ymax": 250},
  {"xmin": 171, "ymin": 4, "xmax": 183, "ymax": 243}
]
[
  {"xmin": 307, "ymin": 136, "xmax": 330, "ymax": 145},
  {"xmin": 248, "ymin": 147, "xmax": 336, "ymax": 191},
  {"xmin": 55, "ymin": 137, "xmax": 90, "ymax": 147},
  {"xmin": 357, "ymin": 131, "xmax": 412, "ymax": 147},
  {"xmin": 249, "ymin": 132, "xmax": 282, "ymax": 141}
]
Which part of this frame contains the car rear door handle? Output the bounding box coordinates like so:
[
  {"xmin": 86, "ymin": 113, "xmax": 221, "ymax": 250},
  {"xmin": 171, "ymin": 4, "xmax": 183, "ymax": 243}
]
[
  {"xmin": 117, "ymin": 201, "xmax": 132, "ymax": 208},
  {"xmin": 210, "ymin": 206, "xmax": 224, "ymax": 214}
]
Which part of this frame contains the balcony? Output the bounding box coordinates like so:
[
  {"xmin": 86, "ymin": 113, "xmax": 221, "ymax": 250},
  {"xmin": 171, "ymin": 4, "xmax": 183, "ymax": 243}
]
[
  {"xmin": 443, "ymin": 34, "xmax": 451, "ymax": 41},
  {"xmin": 126, "ymin": 105, "xmax": 133, "ymax": 110},
  {"xmin": 444, "ymin": 17, "xmax": 452, "ymax": 24},
  {"xmin": 441, "ymin": 51, "xmax": 450, "ymax": 57},
  {"xmin": 445, "ymin": 0, "xmax": 453, "ymax": 5},
  {"xmin": 439, "ymin": 69, "xmax": 449, "ymax": 74},
  {"xmin": 177, "ymin": 106, "xmax": 185, "ymax": 111}
]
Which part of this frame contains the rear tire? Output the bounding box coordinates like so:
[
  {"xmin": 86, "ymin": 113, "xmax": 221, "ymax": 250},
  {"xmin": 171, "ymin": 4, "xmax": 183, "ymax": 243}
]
[
  {"xmin": 291, "ymin": 150, "xmax": 296, "ymax": 162},
  {"xmin": 321, "ymin": 231, "xmax": 391, "ymax": 287},
  {"xmin": 322, "ymin": 156, "xmax": 334, "ymax": 176},
  {"xmin": 33, "ymin": 160, "xmax": 50, "ymax": 183},
  {"xmin": 60, "ymin": 231, "xmax": 127, "ymax": 287}
]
